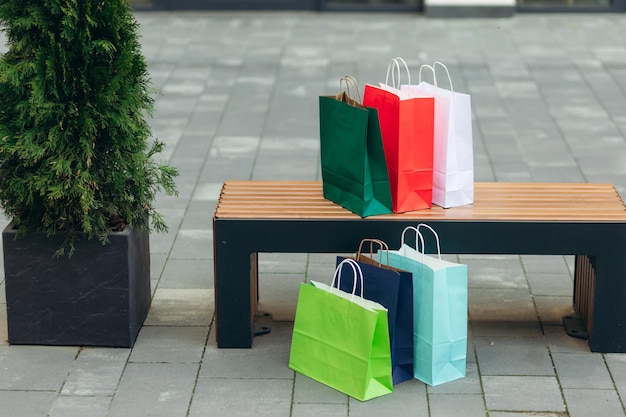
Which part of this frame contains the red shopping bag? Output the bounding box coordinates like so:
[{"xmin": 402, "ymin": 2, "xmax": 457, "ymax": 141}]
[{"xmin": 363, "ymin": 59, "xmax": 435, "ymax": 213}]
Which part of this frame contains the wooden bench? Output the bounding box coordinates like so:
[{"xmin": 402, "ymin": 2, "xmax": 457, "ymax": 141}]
[{"xmin": 212, "ymin": 180, "xmax": 626, "ymax": 352}]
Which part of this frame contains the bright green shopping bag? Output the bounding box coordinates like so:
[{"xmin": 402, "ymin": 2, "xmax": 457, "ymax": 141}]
[
  {"xmin": 289, "ymin": 259, "xmax": 393, "ymax": 401},
  {"xmin": 319, "ymin": 76, "xmax": 393, "ymax": 217},
  {"xmin": 381, "ymin": 224, "xmax": 468, "ymax": 386}
]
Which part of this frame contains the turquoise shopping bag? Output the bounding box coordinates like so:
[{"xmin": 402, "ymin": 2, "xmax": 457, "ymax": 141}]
[{"xmin": 381, "ymin": 224, "xmax": 468, "ymax": 386}]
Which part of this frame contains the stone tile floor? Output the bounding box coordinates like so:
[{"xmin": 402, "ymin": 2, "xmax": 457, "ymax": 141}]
[{"xmin": 1, "ymin": 10, "xmax": 626, "ymax": 417}]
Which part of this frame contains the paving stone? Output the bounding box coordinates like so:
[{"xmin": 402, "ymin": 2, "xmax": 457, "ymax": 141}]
[
  {"xmin": 520, "ymin": 254, "xmax": 570, "ymax": 272},
  {"xmin": 489, "ymin": 412, "xmax": 567, "ymax": 417},
  {"xmin": 543, "ymin": 325, "xmax": 592, "ymax": 354},
  {"xmin": 158, "ymin": 257, "xmax": 213, "ymax": 288},
  {"xmin": 201, "ymin": 321, "xmax": 294, "ymax": 379},
  {"xmin": 552, "ymin": 352, "xmax": 614, "ymax": 389},
  {"xmin": 189, "ymin": 377, "xmax": 293, "ymax": 417},
  {"xmin": 107, "ymin": 362, "xmax": 198, "ymax": 417},
  {"xmin": 192, "ymin": 183, "xmax": 224, "ymax": 201},
  {"xmin": 61, "ymin": 348, "xmax": 130, "ymax": 396},
  {"xmin": 475, "ymin": 337, "xmax": 554, "ymax": 376},
  {"xmin": 0, "ymin": 346, "xmax": 78, "ymax": 391},
  {"xmin": 177, "ymin": 204, "xmax": 214, "ymax": 237},
  {"xmin": 482, "ymin": 376, "xmax": 565, "ymax": 413},
  {"xmin": 427, "ymin": 363, "xmax": 482, "ymax": 394},
  {"xmin": 150, "ymin": 252, "xmax": 168, "ymax": 281},
  {"xmin": 291, "ymin": 403, "xmax": 347, "ymax": 417},
  {"xmin": 534, "ymin": 295, "xmax": 576, "ymax": 326},
  {"xmin": 144, "ymin": 288, "xmax": 214, "ymax": 326},
  {"xmin": 258, "ymin": 252, "xmax": 309, "ymax": 274},
  {"xmin": 129, "ymin": 326, "xmax": 208, "ymax": 364},
  {"xmin": 348, "ymin": 379, "xmax": 427, "ymax": 416},
  {"xmin": 48, "ymin": 396, "xmax": 111, "ymax": 417},
  {"xmin": 464, "ymin": 256, "xmax": 527, "ymax": 289},
  {"xmin": 0, "ymin": 391, "xmax": 57, "ymax": 417},
  {"xmin": 257, "ymin": 273, "xmax": 304, "ymax": 321},
  {"xmin": 253, "ymin": 147, "xmax": 320, "ymax": 180},
  {"xmin": 563, "ymin": 388, "xmax": 626, "ymax": 417},
  {"xmin": 0, "ymin": 306, "xmax": 6, "ymax": 346},
  {"xmin": 292, "ymin": 372, "xmax": 348, "ymax": 405},
  {"xmin": 471, "ymin": 320, "xmax": 544, "ymax": 339},
  {"xmin": 605, "ymin": 353, "xmax": 626, "ymax": 402},
  {"xmin": 469, "ymin": 288, "xmax": 537, "ymax": 323},
  {"xmin": 167, "ymin": 230, "xmax": 213, "ymax": 261},
  {"xmin": 526, "ymin": 273, "xmax": 572, "ymax": 297},
  {"xmin": 429, "ymin": 393, "xmax": 486, "ymax": 417},
  {"xmin": 149, "ymin": 228, "xmax": 180, "ymax": 255}
]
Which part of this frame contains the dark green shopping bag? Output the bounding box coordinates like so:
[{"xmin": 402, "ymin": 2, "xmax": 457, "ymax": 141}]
[
  {"xmin": 319, "ymin": 76, "xmax": 393, "ymax": 217},
  {"xmin": 289, "ymin": 259, "xmax": 393, "ymax": 401}
]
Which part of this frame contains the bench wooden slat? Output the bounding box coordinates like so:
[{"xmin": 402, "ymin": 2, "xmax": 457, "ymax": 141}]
[{"xmin": 214, "ymin": 181, "xmax": 626, "ymax": 222}]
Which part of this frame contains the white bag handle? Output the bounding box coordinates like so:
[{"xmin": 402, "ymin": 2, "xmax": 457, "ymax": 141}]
[
  {"xmin": 400, "ymin": 224, "xmax": 442, "ymax": 260},
  {"xmin": 331, "ymin": 258, "xmax": 364, "ymax": 299},
  {"xmin": 418, "ymin": 64, "xmax": 436, "ymax": 86},
  {"xmin": 385, "ymin": 57, "xmax": 411, "ymax": 89},
  {"xmin": 416, "ymin": 223, "xmax": 442, "ymax": 260},
  {"xmin": 400, "ymin": 225, "xmax": 425, "ymax": 255},
  {"xmin": 433, "ymin": 61, "xmax": 454, "ymax": 92}
]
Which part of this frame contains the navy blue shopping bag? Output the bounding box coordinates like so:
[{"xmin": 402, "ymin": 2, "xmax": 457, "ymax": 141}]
[{"xmin": 336, "ymin": 239, "xmax": 414, "ymax": 384}]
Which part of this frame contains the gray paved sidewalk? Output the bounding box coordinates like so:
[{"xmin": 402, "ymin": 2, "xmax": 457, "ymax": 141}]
[{"xmin": 1, "ymin": 10, "xmax": 626, "ymax": 417}]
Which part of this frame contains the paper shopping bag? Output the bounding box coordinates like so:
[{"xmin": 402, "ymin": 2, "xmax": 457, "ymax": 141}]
[
  {"xmin": 289, "ymin": 259, "xmax": 393, "ymax": 401},
  {"xmin": 336, "ymin": 239, "xmax": 414, "ymax": 384},
  {"xmin": 362, "ymin": 58, "xmax": 435, "ymax": 213},
  {"xmin": 402, "ymin": 62, "xmax": 473, "ymax": 208},
  {"xmin": 381, "ymin": 224, "xmax": 468, "ymax": 386},
  {"xmin": 319, "ymin": 76, "xmax": 393, "ymax": 217}
]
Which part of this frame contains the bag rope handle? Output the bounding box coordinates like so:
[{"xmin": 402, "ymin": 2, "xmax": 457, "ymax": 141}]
[
  {"xmin": 356, "ymin": 238, "xmax": 389, "ymax": 267},
  {"xmin": 385, "ymin": 57, "xmax": 411, "ymax": 89},
  {"xmin": 418, "ymin": 64, "xmax": 436, "ymax": 87},
  {"xmin": 401, "ymin": 224, "xmax": 442, "ymax": 260},
  {"xmin": 331, "ymin": 258, "xmax": 364, "ymax": 300},
  {"xmin": 338, "ymin": 75, "xmax": 362, "ymax": 105},
  {"xmin": 433, "ymin": 61, "xmax": 454, "ymax": 92},
  {"xmin": 416, "ymin": 223, "xmax": 442, "ymax": 260}
]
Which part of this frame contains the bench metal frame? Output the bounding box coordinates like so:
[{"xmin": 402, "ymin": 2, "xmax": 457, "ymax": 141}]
[{"xmin": 213, "ymin": 182, "xmax": 626, "ymax": 352}]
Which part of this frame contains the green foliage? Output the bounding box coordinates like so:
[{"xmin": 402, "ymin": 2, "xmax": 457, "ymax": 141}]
[{"xmin": 0, "ymin": 0, "xmax": 178, "ymax": 256}]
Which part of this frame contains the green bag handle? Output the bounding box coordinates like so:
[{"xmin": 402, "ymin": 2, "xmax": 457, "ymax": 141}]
[{"xmin": 331, "ymin": 258, "xmax": 364, "ymax": 300}]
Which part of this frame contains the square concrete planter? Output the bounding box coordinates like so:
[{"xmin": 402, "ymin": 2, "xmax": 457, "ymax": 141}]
[{"xmin": 2, "ymin": 223, "xmax": 151, "ymax": 347}]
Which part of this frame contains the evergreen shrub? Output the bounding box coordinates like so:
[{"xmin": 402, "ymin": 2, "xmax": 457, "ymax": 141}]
[{"xmin": 0, "ymin": 0, "xmax": 178, "ymax": 256}]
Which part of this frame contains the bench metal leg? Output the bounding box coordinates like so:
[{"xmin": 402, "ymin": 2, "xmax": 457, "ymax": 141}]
[
  {"xmin": 213, "ymin": 219, "xmax": 275, "ymax": 348},
  {"xmin": 213, "ymin": 235, "xmax": 255, "ymax": 348},
  {"xmin": 564, "ymin": 253, "xmax": 626, "ymax": 352},
  {"xmin": 586, "ymin": 250, "xmax": 626, "ymax": 352}
]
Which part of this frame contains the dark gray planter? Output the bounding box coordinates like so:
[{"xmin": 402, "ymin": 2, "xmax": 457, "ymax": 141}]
[{"xmin": 2, "ymin": 223, "xmax": 151, "ymax": 347}]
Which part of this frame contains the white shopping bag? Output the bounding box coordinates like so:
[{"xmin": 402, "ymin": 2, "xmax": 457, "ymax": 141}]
[{"xmin": 402, "ymin": 62, "xmax": 474, "ymax": 208}]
